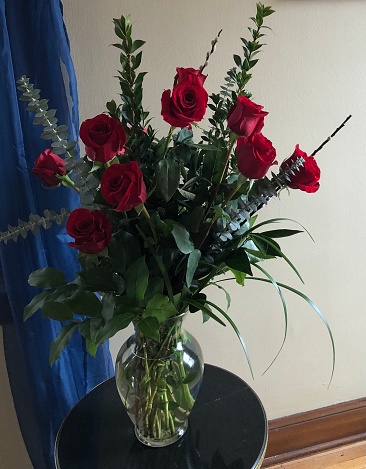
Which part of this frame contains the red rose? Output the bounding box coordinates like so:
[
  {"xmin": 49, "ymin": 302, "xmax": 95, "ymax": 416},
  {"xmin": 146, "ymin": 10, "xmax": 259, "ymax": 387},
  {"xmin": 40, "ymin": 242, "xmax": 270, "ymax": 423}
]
[
  {"xmin": 101, "ymin": 161, "xmax": 147, "ymax": 212},
  {"xmin": 161, "ymin": 67, "xmax": 208, "ymax": 128},
  {"xmin": 79, "ymin": 114, "xmax": 126, "ymax": 163},
  {"xmin": 32, "ymin": 149, "xmax": 67, "ymax": 186},
  {"xmin": 227, "ymin": 96, "xmax": 268, "ymax": 137},
  {"xmin": 66, "ymin": 208, "xmax": 112, "ymax": 254},
  {"xmin": 280, "ymin": 145, "xmax": 320, "ymax": 193},
  {"xmin": 237, "ymin": 133, "xmax": 277, "ymax": 179}
]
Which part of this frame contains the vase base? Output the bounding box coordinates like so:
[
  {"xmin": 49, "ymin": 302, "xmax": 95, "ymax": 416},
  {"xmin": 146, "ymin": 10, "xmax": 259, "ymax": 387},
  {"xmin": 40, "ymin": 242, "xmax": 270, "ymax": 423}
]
[{"xmin": 135, "ymin": 420, "xmax": 188, "ymax": 447}]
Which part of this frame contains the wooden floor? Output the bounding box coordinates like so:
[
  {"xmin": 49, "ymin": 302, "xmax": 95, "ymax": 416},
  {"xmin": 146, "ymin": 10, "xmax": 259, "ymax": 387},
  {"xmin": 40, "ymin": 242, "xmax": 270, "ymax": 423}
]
[{"xmin": 267, "ymin": 440, "xmax": 366, "ymax": 469}]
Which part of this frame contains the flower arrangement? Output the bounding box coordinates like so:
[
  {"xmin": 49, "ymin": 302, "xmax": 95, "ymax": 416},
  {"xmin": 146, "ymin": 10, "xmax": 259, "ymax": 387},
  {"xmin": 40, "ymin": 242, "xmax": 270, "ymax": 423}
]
[{"xmin": 1, "ymin": 3, "xmax": 348, "ymax": 377}]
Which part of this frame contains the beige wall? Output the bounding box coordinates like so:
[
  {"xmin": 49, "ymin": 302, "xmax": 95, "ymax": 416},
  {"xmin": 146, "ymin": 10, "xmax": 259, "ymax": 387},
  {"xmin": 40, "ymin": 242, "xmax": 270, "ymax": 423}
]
[{"xmin": 1, "ymin": 0, "xmax": 366, "ymax": 465}]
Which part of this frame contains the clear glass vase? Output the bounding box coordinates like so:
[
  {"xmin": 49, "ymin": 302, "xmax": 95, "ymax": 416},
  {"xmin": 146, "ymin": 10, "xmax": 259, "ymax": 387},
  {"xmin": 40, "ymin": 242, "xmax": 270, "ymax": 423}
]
[{"xmin": 115, "ymin": 314, "xmax": 204, "ymax": 447}]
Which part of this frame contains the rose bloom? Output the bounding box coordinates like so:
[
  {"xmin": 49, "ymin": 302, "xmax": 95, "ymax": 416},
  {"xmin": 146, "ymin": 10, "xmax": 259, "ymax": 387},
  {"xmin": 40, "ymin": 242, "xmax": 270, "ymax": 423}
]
[
  {"xmin": 79, "ymin": 114, "xmax": 126, "ymax": 163},
  {"xmin": 280, "ymin": 145, "xmax": 320, "ymax": 193},
  {"xmin": 66, "ymin": 208, "xmax": 112, "ymax": 254},
  {"xmin": 227, "ymin": 96, "xmax": 268, "ymax": 137},
  {"xmin": 101, "ymin": 161, "xmax": 147, "ymax": 212},
  {"xmin": 32, "ymin": 149, "xmax": 68, "ymax": 186},
  {"xmin": 161, "ymin": 67, "xmax": 208, "ymax": 128},
  {"xmin": 237, "ymin": 133, "xmax": 277, "ymax": 179}
]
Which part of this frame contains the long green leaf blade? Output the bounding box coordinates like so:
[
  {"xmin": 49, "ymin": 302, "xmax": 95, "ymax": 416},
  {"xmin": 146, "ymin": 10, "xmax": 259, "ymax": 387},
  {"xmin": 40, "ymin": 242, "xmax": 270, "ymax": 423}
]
[
  {"xmin": 204, "ymin": 300, "xmax": 254, "ymax": 379},
  {"xmin": 248, "ymin": 277, "xmax": 336, "ymax": 385},
  {"xmin": 184, "ymin": 299, "xmax": 226, "ymax": 327},
  {"xmin": 253, "ymin": 264, "xmax": 288, "ymax": 374},
  {"xmin": 49, "ymin": 323, "xmax": 77, "ymax": 365},
  {"xmin": 252, "ymin": 234, "xmax": 304, "ymax": 284}
]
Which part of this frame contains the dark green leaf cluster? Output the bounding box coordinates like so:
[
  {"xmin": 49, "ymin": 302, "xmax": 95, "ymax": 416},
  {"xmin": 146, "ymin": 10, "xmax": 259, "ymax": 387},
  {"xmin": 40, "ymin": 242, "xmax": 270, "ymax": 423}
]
[
  {"xmin": 203, "ymin": 3, "xmax": 274, "ymax": 144},
  {"xmin": 108, "ymin": 16, "xmax": 152, "ymax": 163}
]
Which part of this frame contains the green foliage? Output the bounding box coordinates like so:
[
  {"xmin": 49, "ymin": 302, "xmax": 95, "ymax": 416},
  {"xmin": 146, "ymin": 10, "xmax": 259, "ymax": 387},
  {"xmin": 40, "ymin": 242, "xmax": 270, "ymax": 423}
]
[
  {"xmin": 14, "ymin": 3, "xmax": 335, "ymax": 380},
  {"xmin": 203, "ymin": 3, "xmax": 275, "ymax": 144}
]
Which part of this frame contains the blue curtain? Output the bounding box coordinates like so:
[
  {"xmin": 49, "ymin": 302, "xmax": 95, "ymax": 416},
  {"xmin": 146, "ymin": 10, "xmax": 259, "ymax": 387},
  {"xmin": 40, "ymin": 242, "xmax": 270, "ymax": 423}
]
[{"xmin": 0, "ymin": 1, "xmax": 114, "ymax": 467}]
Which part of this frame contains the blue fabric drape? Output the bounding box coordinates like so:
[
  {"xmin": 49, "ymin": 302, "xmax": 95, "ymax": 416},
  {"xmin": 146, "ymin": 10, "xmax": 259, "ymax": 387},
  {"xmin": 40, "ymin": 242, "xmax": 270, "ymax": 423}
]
[{"xmin": 0, "ymin": 1, "xmax": 114, "ymax": 467}]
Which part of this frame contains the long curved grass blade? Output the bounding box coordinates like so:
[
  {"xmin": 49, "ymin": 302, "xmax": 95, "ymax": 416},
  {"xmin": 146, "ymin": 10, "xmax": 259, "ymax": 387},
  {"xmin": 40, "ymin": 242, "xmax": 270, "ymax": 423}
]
[
  {"xmin": 252, "ymin": 264, "xmax": 288, "ymax": 375},
  {"xmin": 207, "ymin": 281, "xmax": 231, "ymax": 310},
  {"xmin": 204, "ymin": 299, "xmax": 254, "ymax": 379},
  {"xmin": 245, "ymin": 217, "xmax": 314, "ymax": 242},
  {"xmin": 248, "ymin": 277, "xmax": 335, "ymax": 386},
  {"xmin": 184, "ymin": 298, "xmax": 226, "ymax": 327},
  {"xmin": 252, "ymin": 233, "xmax": 305, "ymax": 284}
]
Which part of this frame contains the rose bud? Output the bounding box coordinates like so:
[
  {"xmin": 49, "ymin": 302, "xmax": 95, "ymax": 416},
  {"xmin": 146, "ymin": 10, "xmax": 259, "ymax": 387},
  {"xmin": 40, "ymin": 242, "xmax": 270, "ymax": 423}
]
[
  {"xmin": 237, "ymin": 133, "xmax": 277, "ymax": 179},
  {"xmin": 227, "ymin": 96, "xmax": 268, "ymax": 137},
  {"xmin": 66, "ymin": 208, "xmax": 112, "ymax": 254},
  {"xmin": 79, "ymin": 114, "xmax": 127, "ymax": 163},
  {"xmin": 161, "ymin": 67, "xmax": 208, "ymax": 128},
  {"xmin": 32, "ymin": 149, "xmax": 68, "ymax": 186},
  {"xmin": 101, "ymin": 161, "xmax": 147, "ymax": 212},
  {"xmin": 280, "ymin": 145, "xmax": 320, "ymax": 193}
]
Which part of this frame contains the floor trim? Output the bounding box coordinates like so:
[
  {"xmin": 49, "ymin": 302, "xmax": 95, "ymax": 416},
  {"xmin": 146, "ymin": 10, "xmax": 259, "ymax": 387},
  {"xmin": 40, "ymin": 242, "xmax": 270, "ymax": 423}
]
[{"xmin": 262, "ymin": 397, "xmax": 366, "ymax": 467}]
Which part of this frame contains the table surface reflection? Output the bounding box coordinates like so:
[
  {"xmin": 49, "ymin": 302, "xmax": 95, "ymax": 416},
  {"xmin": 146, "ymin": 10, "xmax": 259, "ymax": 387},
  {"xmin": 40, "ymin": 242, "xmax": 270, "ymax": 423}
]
[{"xmin": 55, "ymin": 364, "xmax": 267, "ymax": 469}]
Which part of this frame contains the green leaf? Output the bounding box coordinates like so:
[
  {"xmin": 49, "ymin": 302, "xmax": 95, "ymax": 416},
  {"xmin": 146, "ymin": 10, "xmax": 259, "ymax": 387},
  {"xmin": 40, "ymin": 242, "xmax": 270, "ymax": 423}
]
[
  {"xmin": 130, "ymin": 39, "xmax": 145, "ymax": 53},
  {"xmin": 137, "ymin": 316, "xmax": 160, "ymax": 341},
  {"xmin": 259, "ymin": 229, "xmax": 302, "ymax": 238},
  {"xmin": 41, "ymin": 302, "xmax": 73, "ymax": 321},
  {"xmin": 205, "ymin": 300, "xmax": 253, "ymax": 379},
  {"xmin": 208, "ymin": 282, "xmax": 231, "ymax": 310},
  {"xmin": 229, "ymin": 268, "xmax": 246, "ymax": 285},
  {"xmin": 97, "ymin": 312, "xmax": 135, "ymax": 345},
  {"xmin": 225, "ymin": 250, "xmax": 252, "ymax": 275},
  {"xmin": 126, "ymin": 256, "xmax": 149, "ymax": 303},
  {"xmin": 253, "ymin": 234, "xmax": 304, "ymax": 284},
  {"xmin": 253, "ymin": 263, "xmax": 288, "ymax": 374},
  {"xmin": 186, "ymin": 249, "xmax": 201, "ymax": 288},
  {"xmin": 155, "ymin": 157, "xmax": 180, "ymax": 202},
  {"xmin": 66, "ymin": 290, "xmax": 102, "ymax": 317},
  {"xmin": 49, "ymin": 323, "xmax": 77, "ymax": 365},
  {"xmin": 246, "ymin": 217, "xmax": 314, "ymax": 241},
  {"xmin": 28, "ymin": 267, "xmax": 66, "ymax": 288},
  {"xmin": 171, "ymin": 224, "xmax": 194, "ymax": 255},
  {"xmin": 144, "ymin": 277, "xmax": 164, "ymax": 302},
  {"xmin": 248, "ymin": 276, "xmax": 335, "ymax": 385},
  {"xmin": 101, "ymin": 292, "xmax": 116, "ymax": 322},
  {"xmin": 109, "ymin": 232, "xmax": 141, "ymax": 275},
  {"xmin": 47, "ymin": 284, "xmax": 78, "ymax": 302},
  {"xmin": 24, "ymin": 290, "xmax": 52, "ymax": 320},
  {"xmin": 233, "ymin": 54, "xmax": 242, "ymax": 67},
  {"xmin": 143, "ymin": 294, "xmax": 177, "ymax": 322},
  {"xmin": 85, "ymin": 340, "xmax": 98, "ymax": 357},
  {"xmin": 78, "ymin": 317, "xmax": 103, "ymax": 342},
  {"xmin": 83, "ymin": 266, "xmax": 117, "ymax": 291},
  {"xmin": 184, "ymin": 299, "xmax": 226, "ymax": 327},
  {"xmin": 202, "ymin": 142, "xmax": 227, "ymax": 185}
]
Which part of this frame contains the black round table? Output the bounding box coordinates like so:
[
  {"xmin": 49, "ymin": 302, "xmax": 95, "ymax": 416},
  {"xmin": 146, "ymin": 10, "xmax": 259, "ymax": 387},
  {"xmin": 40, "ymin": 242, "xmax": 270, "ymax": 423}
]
[{"xmin": 55, "ymin": 364, "xmax": 268, "ymax": 469}]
